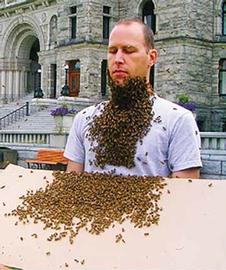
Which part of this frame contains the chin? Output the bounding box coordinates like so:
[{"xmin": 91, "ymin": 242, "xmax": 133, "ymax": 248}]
[{"xmin": 113, "ymin": 78, "xmax": 128, "ymax": 86}]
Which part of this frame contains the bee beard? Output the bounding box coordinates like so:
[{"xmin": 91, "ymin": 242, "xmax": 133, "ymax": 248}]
[
  {"xmin": 88, "ymin": 76, "xmax": 155, "ymax": 169},
  {"xmin": 109, "ymin": 76, "xmax": 152, "ymax": 110}
]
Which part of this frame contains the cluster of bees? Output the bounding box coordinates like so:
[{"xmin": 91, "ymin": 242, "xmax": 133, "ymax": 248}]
[
  {"xmin": 8, "ymin": 171, "xmax": 166, "ymax": 244},
  {"xmin": 88, "ymin": 77, "xmax": 155, "ymax": 169}
]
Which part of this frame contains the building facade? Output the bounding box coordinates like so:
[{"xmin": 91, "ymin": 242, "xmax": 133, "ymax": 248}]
[{"xmin": 0, "ymin": 0, "xmax": 226, "ymax": 131}]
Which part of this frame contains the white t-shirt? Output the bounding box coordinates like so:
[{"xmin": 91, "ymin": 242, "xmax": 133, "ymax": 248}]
[{"xmin": 64, "ymin": 95, "xmax": 202, "ymax": 176}]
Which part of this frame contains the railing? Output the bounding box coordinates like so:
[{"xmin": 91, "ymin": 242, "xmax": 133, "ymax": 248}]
[
  {"xmin": 0, "ymin": 131, "xmax": 50, "ymax": 145},
  {"xmin": 200, "ymin": 132, "xmax": 226, "ymax": 151},
  {"xmin": 0, "ymin": 130, "xmax": 69, "ymax": 148},
  {"xmin": 0, "ymin": 102, "xmax": 29, "ymax": 130},
  {"xmin": 0, "ymin": 131, "xmax": 225, "ymax": 151}
]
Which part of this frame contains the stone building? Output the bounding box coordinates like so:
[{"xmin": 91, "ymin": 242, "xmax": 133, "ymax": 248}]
[{"xmin": 0, "ymin": 0, "xmax": 226, "ymax": 131}]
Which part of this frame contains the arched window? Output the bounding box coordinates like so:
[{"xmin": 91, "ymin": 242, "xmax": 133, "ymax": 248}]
[
  {"xmin": 50, "ymin": 15, "xmax": 58, "ymax": 44},
  {"xmin": 142, "ymin": 0, "xmax": 156, "ymax": 34}
]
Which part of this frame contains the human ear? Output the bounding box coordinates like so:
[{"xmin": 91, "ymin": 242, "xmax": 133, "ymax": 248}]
[{"xmin": 148, "ymin": 49, "xmax": 158, "ymax": 67}]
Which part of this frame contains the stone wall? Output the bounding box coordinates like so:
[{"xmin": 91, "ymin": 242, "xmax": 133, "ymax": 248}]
[{"xmin": 201, "ymin": 150, "xmax": 226, "ymax": 179}]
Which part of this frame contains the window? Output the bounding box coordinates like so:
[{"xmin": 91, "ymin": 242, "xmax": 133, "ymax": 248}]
[
  {"xmin": 101, "ymin": 60, "xmax": 108, "ymax": 96},
  {"xmin": 223, "ymin": 1, "xmax": 226, "ymax": 35},
  {"xmin": 222, "ymin": 120, "xmax": 226, "ymax": 131},
  {"xmin": 219, "ymin": 59, "xmax": 226, "ymax": 95},
  {"xmin": 70, "ymin": 6, "xmax": 77, "ymax": 14},
  {"xmin": 142, "ymin": 0, "xmax": 156, "ymax": 34},
  {"xmin": 49, "ymin": 15, "xmax": 57, "ymax": 44},
  {"xmin": 142, "ymin": 0, "xmax": 156, "ymax": 87},
  {"xmin": 70, "ymin": 6, "xmax": 77, "ymax": 39},
  {"xmin": 197, "ymin": 119, "xmax": 205, "ymax": 132},
  {"xmin": 103, "ymin": 6, "xmax": 111, "ymax": 40}
]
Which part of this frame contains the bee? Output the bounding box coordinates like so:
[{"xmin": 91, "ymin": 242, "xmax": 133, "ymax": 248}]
[{"xmin": 31, "ymin": 233, "xmax": 38, "ymax": 238}]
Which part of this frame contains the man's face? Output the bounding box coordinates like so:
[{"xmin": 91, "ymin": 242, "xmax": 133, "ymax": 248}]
[{"xmin": 107, "ymin": 22, "xmax": 157, "ymax": 86}]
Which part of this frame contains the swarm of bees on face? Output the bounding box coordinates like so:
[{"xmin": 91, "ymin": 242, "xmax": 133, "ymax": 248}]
[
  {"xmin": 88, "ymin": 77, "xmax": 155, "ymax": 169},
  {"xmin": 7, "ymin": 171, "xmax": 166, "ymax": 244}
]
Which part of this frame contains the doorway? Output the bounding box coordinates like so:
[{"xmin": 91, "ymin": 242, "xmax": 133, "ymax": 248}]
[{"xmin": 68, "ymin": 60, "xmax": 80, "ymax": 97}]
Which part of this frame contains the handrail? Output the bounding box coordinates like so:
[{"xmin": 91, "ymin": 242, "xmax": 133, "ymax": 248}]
[{"xmin": 0, "ymin": 102, "xmax": 29, "ymax": 130}]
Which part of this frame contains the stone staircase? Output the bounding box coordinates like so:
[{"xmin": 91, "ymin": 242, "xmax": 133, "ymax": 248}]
[
  {"xmin": 3, "ymin": 107, "xmax": 57, "ymax": 132},
  {"xmin": 0, "ymin": 95, "xmax": 92, "ymax": 132},
  {"xmin": 0, "ymin": 93, "xmax": 33, "ymax": 118}
]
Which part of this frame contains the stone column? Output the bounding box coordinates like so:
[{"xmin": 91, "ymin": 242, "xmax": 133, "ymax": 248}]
[
  {"xmin": 8, "ymin": 70, "xmax": 13, "ymax": 101},
  {"xmin": 15, "ymin": 70, "xmax": 20, "ymax": 99},
  {"xmin": 1, "ymin": 70, "xmax": 7, "ymax": 102},
  {"xmin": 20, "ymin": 71, "xmax": 25, "ymax": 98},
  {"xmin": 41, "ymin": 64, "xmax": 48, "ymax": 97},
  {"xmin": 24, "ymin": 71, "xmax": 28, "ymax": 98}
]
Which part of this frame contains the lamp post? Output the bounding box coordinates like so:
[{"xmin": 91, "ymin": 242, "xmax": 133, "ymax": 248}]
[
  {"xmin": 61, "ymin": 64, "xmax": 70, "ymax": 96},
  {"xmin": 34, "ymin": 68, "xmax": 44, "ymax": 98}
]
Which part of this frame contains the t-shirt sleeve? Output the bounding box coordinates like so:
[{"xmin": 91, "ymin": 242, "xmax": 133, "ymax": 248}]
[
  {"xmin": 168, "ymin": 112, "xmax": 202, "ymax": 172},
  {"xmin": 64, "ymin": 113, "xmax": 85, "ymax": 164}
]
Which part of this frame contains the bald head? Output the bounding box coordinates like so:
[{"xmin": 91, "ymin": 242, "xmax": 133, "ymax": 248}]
[{"xmin": 113, "ymin": 18, "xmax": 155, "ymax": 51}]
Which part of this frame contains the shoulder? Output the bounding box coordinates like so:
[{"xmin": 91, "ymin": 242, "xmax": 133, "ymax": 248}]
[
  {"xmin": 153, "ymin": 94, "xmax": 193, "ymax": 120},
  {"xmin": 76, "ymin": 101, "xmax": 107, "ymax": 118},
  {"xmin": 152, "ymin": 94, "xmax": 197, "ymax": 135},
  {"xmin": 72, "ymin": 101, "xmax": 107, "ymax": 128}
]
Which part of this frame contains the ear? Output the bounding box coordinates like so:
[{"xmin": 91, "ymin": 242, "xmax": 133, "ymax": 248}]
[{"xmin": 148, "ymin": 49, "xmax": 158, "ymax": 67}]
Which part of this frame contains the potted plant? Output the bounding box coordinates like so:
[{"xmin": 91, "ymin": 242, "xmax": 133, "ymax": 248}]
[
  {"xmin": 50, "ymin": 105, "xmax": 77, "ymax": 133},
  {"xmin": 176, "ymin": 94, "xmax": 196, "ymax": 117}
]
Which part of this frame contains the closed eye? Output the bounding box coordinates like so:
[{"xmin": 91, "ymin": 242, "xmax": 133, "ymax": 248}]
[
  {"xmin": 123, "ymin": 46, "xmax": 137, "ymax": 54},
  {"xmin": 108, "ymin": 47, "xmax": 118, "ymax": 54}
]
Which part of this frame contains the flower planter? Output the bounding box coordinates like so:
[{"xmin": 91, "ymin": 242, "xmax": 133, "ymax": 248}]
[{"xmin": 54, "ymin": 114, "xmax": 74, "ymax": 133}]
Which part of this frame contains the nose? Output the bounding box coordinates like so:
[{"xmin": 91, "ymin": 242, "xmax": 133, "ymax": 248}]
[{"xmin": 115, "ymin": 50, "xmax": 124, "ymax": 64}]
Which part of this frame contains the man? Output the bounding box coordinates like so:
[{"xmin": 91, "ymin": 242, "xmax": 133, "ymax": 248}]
[{"xmin": 64, "ymin": 18, "xmax": 202, "ymax": 178}]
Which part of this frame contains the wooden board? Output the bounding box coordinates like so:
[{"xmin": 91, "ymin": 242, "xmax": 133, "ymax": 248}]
[{"xmin": 0, "ymin": 164, "xmax": 225, "ymax": 270}]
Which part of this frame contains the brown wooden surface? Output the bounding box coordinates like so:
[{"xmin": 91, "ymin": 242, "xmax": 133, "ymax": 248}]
[
  {"xmin": 25, "ymin": 149, "xmax": 68, "ymax": 167},
  {"xmin": 0, "ymin": 165, "xmax": 226, "ymax": 270}
]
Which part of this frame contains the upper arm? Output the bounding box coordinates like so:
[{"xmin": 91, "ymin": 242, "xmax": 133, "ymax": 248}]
[
  {"xmin": 171, "ymin": 167, "xmax": 200, "ymax": 179},
  {"xmin": 66, "ymin": 160, "xmax": 84, "ymax": 173},
  {"xmin": 168, "ymin": 112, "xmax": 202, "ymax": 173}
]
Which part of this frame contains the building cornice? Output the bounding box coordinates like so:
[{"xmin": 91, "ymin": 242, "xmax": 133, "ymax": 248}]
[{"xmin": 0, "ymin": 0, "xmax": 56, "ymax": 18}]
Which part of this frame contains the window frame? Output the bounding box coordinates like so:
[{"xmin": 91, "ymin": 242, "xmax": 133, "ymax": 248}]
[
  {"xmin": 69, "ymin": 6, "xmax": 77, "ymax": 40},
  {"xmin": 101, "ymin": 59, "xmax": 108, "ymax": 96},
  {"xmin": 103, "ymin": 5, "xmax": 111, "ymax": 40},
  {"xmin": 142, "ymin": 0, "xmax": 156, "ymax": 34},
  {"xmin": 218, "ymin": 58, "xmax": 226, "ymax": 96},
  {"xmin": 222, "ymin": 1, "xmax": 226, "ymax": 35}
]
